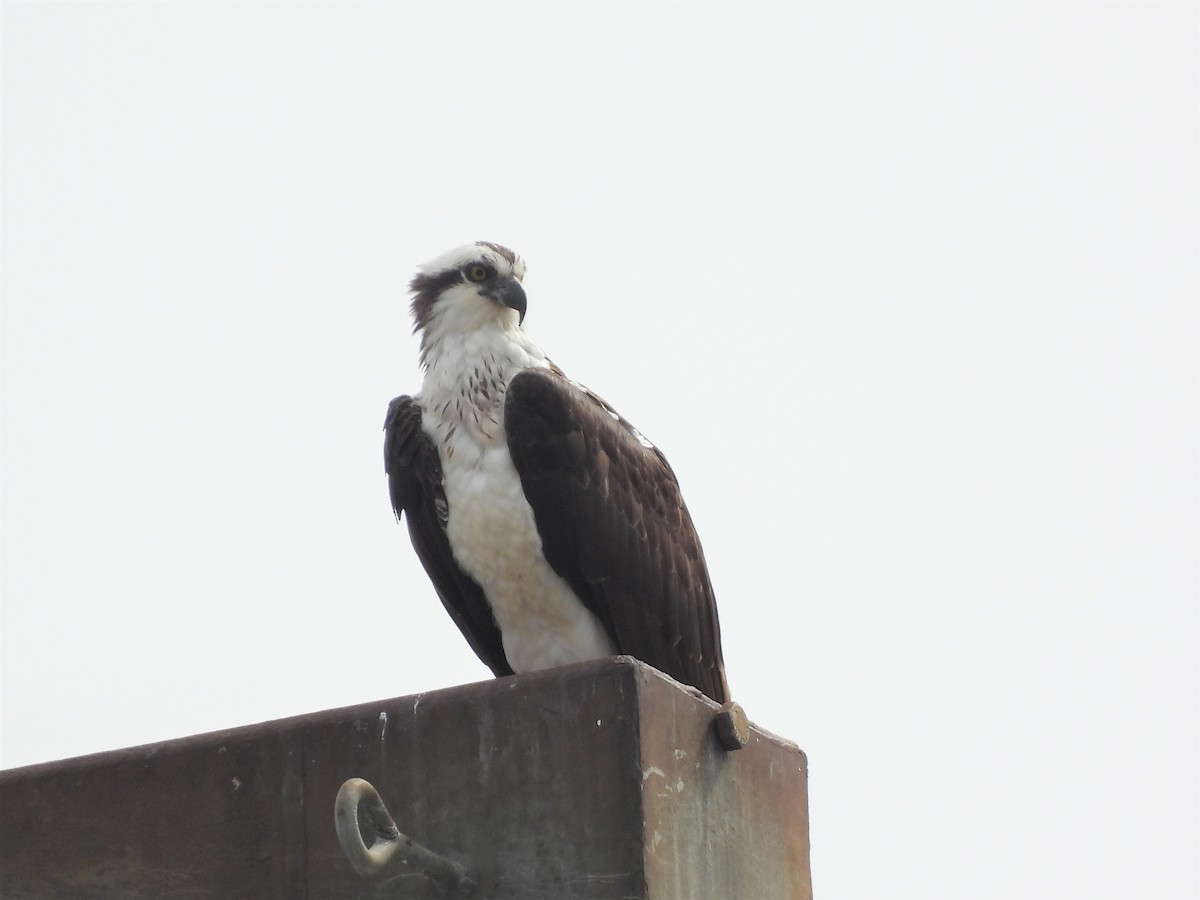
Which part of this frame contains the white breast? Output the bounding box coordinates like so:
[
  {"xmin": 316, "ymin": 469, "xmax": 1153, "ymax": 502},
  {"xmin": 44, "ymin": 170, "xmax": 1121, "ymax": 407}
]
[{"xmin": 419, "ymin": 331, "xmax": 615, "ymax": 673}]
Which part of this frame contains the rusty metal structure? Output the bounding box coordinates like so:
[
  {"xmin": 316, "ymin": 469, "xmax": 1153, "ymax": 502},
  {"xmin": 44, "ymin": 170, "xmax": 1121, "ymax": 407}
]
[{"xmin": 0, "ymin": 657, "xmax": 811, "ymax": 898}]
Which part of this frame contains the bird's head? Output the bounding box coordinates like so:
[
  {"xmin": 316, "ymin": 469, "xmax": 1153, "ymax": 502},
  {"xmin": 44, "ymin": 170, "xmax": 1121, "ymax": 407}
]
[{"xmin": 409, "ymin": 242, "xmax": 528, "ymax": 350}]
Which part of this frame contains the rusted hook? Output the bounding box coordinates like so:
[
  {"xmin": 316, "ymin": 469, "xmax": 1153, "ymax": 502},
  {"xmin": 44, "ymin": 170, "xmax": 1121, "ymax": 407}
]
[{"xmin": 334, "ymin": 777, "xmax": 476, "ymax": 895}]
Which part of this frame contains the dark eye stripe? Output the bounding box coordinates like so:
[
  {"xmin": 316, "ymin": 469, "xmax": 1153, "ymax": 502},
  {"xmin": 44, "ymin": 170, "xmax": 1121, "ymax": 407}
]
[{"xmin": 409, "ymin": 258, "xmax": 499, "ymax": 331}]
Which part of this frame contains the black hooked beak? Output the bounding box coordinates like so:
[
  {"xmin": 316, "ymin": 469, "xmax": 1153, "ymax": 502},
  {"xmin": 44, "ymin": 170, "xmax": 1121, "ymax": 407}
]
[{"xmin": 484, "ymin": 276, "xmax": 527, "ymax": 324}]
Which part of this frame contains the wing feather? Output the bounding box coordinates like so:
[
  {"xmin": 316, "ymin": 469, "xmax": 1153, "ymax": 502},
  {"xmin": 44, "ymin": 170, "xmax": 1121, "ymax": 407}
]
[
  {"xmin": 384, "ymin": 396, "xmax": 512, "ymax": 677},
  {"xmin": 503, "ymin": 369, "xmax": 728, "ymax": 702}
]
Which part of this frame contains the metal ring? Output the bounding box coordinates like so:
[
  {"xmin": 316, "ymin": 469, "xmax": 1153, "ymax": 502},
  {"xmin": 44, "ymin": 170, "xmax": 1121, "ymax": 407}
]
[
  {"xmin": 335, "ymin": 777, "xmax": 402, "ymax": 875},
  {"xmin": 334, "ymin": 777, "xmax": 476, "ymax": 895}
]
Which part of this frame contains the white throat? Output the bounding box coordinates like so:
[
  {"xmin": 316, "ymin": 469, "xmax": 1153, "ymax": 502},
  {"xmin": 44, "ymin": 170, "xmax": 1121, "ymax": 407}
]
[
  {"xmin": 420, "ymin": 313, "xmax": 549, "ymax": 449},
  {"xmin": 415, "ymin": 311, "xmax": 615, "ymax": 672}
]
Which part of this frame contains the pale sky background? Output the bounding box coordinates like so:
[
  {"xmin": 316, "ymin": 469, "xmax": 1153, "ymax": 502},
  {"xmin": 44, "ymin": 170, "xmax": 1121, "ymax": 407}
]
[{"xmin": 2, "ymin": 2, "xmax": 1197, "ymax": 897}]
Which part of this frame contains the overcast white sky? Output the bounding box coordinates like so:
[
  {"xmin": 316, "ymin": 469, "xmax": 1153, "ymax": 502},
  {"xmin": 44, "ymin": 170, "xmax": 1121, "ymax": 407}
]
[{"xmin": 2, "ymin": 2, "xmax": 1197, "ymax": 897}]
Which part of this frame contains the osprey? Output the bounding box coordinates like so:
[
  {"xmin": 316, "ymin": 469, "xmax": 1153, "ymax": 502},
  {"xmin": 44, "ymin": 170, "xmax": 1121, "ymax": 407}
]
[{"xmin": 384, "ymin": 241, "xmax": 728, "ymax": 704}]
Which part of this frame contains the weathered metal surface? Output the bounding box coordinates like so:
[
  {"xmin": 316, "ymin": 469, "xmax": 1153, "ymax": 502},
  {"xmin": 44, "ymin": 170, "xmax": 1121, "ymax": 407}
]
[
  {"xmin": 635, "ymin": 667, "xmax": 812, "ymax": 899},
  {"xmin": 0, "ymin": 657, "xmax": 810, "ymax": 899}
]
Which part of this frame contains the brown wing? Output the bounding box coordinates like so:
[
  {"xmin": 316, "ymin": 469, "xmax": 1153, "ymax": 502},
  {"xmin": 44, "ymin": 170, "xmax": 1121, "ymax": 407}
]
[
  {"xmin": 384, "ymin": 395, "xmax": 512, "ymax": 677},
  {"xmin": 503, "ymin": 368, "xmax": 728, "ymax": 703}
]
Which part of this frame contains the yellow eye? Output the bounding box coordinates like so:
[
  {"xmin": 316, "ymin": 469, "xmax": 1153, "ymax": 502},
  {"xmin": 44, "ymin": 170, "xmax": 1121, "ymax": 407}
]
[{"xmin": 465, "ymin": 264, "xmax": 489, "ymax": 283}]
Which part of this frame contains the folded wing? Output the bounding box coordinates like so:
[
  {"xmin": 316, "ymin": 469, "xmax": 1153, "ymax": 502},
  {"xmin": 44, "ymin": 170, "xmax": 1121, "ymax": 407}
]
[
  {"xmin": 384, "ymin": 395, "xmax": 513, "ymax": 677},
  {"xmin": 503, "ymin": 368, "xmax": 728, "ymax": 703}
]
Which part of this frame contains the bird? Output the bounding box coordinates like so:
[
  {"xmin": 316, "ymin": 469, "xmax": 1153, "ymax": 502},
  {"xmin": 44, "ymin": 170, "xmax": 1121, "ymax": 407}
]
[{"xmin": 384, "ymin": 241, "xmax": 729, "ymax": 704}]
